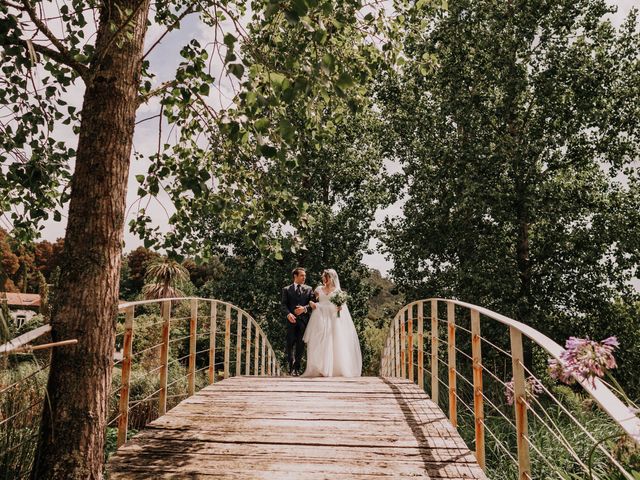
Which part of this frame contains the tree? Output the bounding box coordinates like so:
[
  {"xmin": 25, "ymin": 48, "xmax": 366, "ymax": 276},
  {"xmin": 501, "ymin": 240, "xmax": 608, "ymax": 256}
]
[
  {"xmin": 120, "ymin": 246, "xmax": 160, "ymax": 299},
  {"xmin": 1, "ymin": 1, "xmax": 388, "ymax": 475},
  {"xmin": 142, "ymin": 257, "xmax": 189, "ymax": 299},
  {"xmin": 380, "ymin": 1, "xmax": 640, "ymax": 367},
  {"xmin": 0, "ymin": 229, "xmax": 19, "ymax": 292}
]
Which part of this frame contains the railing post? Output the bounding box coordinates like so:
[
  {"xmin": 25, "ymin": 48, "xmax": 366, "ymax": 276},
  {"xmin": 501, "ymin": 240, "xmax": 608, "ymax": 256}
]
[
  {"xmin": 208, "ymin": 301, "xmax": 217, "ymax": 384},
  {"xmin": 236, "ymin": 310, "xmax": 242, "ymax": 376},
  {"xmin": 510, "ymin": 327, "xmax": 531, "ymax": 480},
  {"xmin": 400, "ymin": 309, "xmax": 406, "ymax": 378},
  {"xmin": 223, "ymin": 304, "xmax": 231, "ymax": 379},
  {"xmin": 447, "ymin": 301, "xmax": 457, "ymax": 428},
  {"xmin": 394, "ymin": 313, "xmax": 398, "ymax": 376},
  {"xmin": 431, "ymin": 299, "xmax": 439, "ymax": 405},
  {"xmin": 268, "ymin": 348, "xmax": 273, "ymax": 376},
  {"xmin": 188, "ymin": 299, "xmax": 198, "ymax": 396},
  {"xmin": 471, "ymin": 308, "xmax": 485, "ymax": 470},
  {"xmin": 417, "ymin": 302, "xmax": 424, "ymax": 389},
  {"xmin": 408, "ymin": 304, "xmax": 414, "ymax": 382},
  {"xmin": 254, "ymin": 329, "xmax": 259, "ymax": 375},
  {"xmin": 158, "ymin": 300, "xmax": 170, "ymax": 416},
  {"xmin": 117, "ymin": 305, "xmax": 134, "ymax": 448},
  {"xmin": 261, "ymin": 335, "xmax": 266, "ymax": 375},
  {"xmin": 245, "ymin": 319, "xmax": 252, "ymax": 375}
]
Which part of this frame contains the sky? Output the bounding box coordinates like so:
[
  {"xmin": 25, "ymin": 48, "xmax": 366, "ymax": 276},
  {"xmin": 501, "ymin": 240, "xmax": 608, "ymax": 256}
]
[{"xmin": 28, "ymin": 0, "xmax": 638, "ymax": 278}]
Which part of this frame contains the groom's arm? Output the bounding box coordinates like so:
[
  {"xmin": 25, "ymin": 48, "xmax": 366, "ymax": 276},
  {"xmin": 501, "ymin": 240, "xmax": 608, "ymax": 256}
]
[
  {"xmin": 281, "ymin": 287, "xmax": 292, "ymax": 317},
  {"xmin": 281, "ymin": 288, "xmax": 297, "ymax": 323},
  {"xmin": 301, "ymin": 288, "xmax": 316, "ymax": 312}
]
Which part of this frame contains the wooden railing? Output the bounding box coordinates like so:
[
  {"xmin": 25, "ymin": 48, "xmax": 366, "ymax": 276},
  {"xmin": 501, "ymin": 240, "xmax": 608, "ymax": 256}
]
[
  {"xmin": 380, "ymin": 299, "xmax": 640, "ymax": 480},
  {"xmin": 0, "ymin": 296, "xmax": 280, "ymax": 476},
  {"xmin": 110, "ymin": 297, "xmax": 281, "ymax": 447}
]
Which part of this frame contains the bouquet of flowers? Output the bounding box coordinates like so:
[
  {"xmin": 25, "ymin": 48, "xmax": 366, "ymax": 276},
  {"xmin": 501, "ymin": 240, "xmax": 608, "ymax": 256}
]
[{"xmin": 330, "ymin": 290, "xmax": 350, "ymax": 318}]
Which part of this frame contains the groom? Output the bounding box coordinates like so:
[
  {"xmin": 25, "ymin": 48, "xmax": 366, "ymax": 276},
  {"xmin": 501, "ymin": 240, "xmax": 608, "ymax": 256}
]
[{"xmin": 281, "ymin": 267, "xmax": 315, "ymax": 376}]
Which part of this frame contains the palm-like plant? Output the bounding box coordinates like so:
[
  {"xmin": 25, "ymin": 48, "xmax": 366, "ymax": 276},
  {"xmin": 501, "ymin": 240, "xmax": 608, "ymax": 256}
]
[{"xmin": 142, "ymin": 258, "xmax": 189, "ymax": 299}]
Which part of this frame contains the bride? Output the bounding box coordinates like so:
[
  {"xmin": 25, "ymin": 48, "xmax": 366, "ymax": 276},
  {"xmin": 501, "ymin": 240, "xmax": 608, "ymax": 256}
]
[{"xmin": 302, "ymin": 269, "xmax": 362, "ymax": 377}]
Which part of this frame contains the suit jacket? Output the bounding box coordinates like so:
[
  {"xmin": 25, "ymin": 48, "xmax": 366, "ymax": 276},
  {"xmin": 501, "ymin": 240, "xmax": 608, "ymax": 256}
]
[{"xmin": 281, "ymin": 283, "xmax": 314, "ymax": 328}]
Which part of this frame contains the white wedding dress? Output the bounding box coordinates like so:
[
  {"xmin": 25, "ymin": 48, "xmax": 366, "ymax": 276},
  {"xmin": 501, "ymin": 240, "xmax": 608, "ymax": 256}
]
[{"xmin": 302, "ymin": 286, "xmax": 362, "ymax": 377}]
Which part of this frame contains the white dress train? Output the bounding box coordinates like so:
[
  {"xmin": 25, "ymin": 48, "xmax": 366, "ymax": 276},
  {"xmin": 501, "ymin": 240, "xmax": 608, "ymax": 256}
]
[{"xmin": 302, "ymin": 287, "xmax": 362, "ymax": 377}]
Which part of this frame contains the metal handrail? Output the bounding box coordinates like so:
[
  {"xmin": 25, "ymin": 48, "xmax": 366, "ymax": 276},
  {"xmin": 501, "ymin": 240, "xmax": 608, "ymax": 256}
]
[
  {"xmin": 114, "ymin": 296, "xmax": 282, "ymax": 448},
  {"xmin": 379, "ymin": 298, "xmax": 640, "ymax": 480}
]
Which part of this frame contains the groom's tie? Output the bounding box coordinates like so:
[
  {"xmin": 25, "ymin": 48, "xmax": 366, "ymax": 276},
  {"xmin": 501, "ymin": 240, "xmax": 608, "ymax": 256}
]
[{"xmin": 296, "ymin": 284, "xmax": 301, "ymax": 296}]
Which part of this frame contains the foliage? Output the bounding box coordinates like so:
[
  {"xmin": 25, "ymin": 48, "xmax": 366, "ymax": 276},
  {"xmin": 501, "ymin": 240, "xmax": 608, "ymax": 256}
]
[
  {"xmin": 380, "ymin": 0, "xmax": 640, "ymax": 391},
  {"xmin": 0, "ymin": 360, "xmax": 49, "ymax": 480},
  {"xmin": 142, "ymin": 257, "xmax": 190, "ymax": 299}
]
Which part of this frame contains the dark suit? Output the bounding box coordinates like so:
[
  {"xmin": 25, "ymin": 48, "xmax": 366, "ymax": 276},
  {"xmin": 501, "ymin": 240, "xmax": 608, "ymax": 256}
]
[{"xmin": 281, "ymin": 283, "xmax": 314, "ymax": 372}]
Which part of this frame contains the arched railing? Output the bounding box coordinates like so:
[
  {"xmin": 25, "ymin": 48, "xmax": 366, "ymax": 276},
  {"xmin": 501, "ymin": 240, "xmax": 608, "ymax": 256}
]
[
  {"xmin": 380, "ymin": 299, "xmax": 640, "ymax": 480},
  {"xmin": 0, "ymin": 296, "xmax": 281, "ymax": 476},
  {"xmin": 110, "ymin": 297, "xmax": 281, "ymax": 447}
]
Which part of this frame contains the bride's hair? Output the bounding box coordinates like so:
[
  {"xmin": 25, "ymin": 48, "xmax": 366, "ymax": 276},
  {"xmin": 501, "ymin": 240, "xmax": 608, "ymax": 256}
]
[{"xmin": 322, "ymin": 269, "xmax": 341, "ymax": 291}]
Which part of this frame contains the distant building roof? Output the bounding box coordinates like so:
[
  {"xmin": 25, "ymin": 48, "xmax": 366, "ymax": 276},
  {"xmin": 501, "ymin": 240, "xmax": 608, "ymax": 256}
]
[{"xmin": 1, "ymin": 292, "xmax": 41, "ymax": 307}]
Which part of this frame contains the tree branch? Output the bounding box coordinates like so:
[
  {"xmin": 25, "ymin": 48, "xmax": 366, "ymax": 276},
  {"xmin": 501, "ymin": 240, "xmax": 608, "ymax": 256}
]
[
  {"xmin": 138, "ymin": 79, "xmax": 177, "ymax": 105},
  {"xmin": 142, "ymin": 5, "xmax": 195, "ymax": 61},
  {"xmin": 4, "ymin": 36, "xmax": 89, "ymax": 78}
]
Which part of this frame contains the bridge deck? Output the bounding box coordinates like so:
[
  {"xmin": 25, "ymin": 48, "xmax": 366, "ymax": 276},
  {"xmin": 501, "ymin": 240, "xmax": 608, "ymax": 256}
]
[{"xmin": 107, "ymin": 376, "xmax": 486, "ymax": 479}]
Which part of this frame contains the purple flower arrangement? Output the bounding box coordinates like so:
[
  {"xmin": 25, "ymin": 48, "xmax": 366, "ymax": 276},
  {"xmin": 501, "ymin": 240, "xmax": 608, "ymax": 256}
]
[
  {"xmin": 548, "ymin": 336, "xmax": 619, "ymax": 388},
  {"xmin": 505, "ymin": 376, "xmax": 544, "ymax": 406}
]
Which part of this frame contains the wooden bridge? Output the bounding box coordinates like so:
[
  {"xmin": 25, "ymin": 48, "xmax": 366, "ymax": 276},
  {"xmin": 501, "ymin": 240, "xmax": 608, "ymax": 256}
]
[
  {"xmin": 107, "ymin": 376, "xmax": 486, "ymax": 479},
  {"xmin": 3, "ymin": 296, "xmax": 639, "ymax": 479}
]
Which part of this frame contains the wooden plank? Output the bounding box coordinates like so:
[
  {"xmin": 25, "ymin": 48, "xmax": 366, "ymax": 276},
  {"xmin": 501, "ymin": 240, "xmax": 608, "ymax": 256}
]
[
  {"xmin": 471, "ymin": 309, "xmax": 485, "ymax": 470},
  {"xmin": 0, "ymin": 324, "xmax": 51, "ymax": 353},
  {"xmin": 224, "ymin": 304, "xmax": 231, "ymax": 379},
  {"xmin": 117, "ymin": 305, "xmax": 134, "ymax": 447},
  {"xmin": 108, "ymin": 377, "xmax": 486, "ymax": 479},
  {"xmin": 158, "ymin": 300, "xmax": 170, "ymax": 416},
  {"xmin": 394, "ymin": 314, "xmax": 400, "ymax": 377},
  {"xmin": 236, "ymin": 310, "xmax": 243, "ymax": 376},
  {"xmin": 209, "ymin": 301, "xmax": 217, "ymax": 384},
  {"xmin": 447, "ymin": 301, "xmax": 457, "ymax": 428},
  {"xmin": 188, "ymin": 299, "xmax": 198, "ymax": 396},
  {"xmin": 245, "ymin": 319, "xmax": 252, "ymax": 376},
  {"xmin": 431, "ymin": 298, "xmax": 439, "ymax": 405},
  {"xmin": 408, "ymin": 304, "xmax": 414, "ymax": 382},
  {"xmin": 400, "ymin": 309, "xmax": 406, "ymax": 378},
  {"xmin": 417, "ymin": 301, "xmax": 424, "ymax": 389},
  {"xmin": 510, "ymin": 327, "xmax": 530, "ymax": 480},
  {"xmin": 261, "ymin": 335, "xmax": 266, "ymax": 375},
  {"xmin": 254, "ymin": 329, "xmax": 260, "ymax": 375}
]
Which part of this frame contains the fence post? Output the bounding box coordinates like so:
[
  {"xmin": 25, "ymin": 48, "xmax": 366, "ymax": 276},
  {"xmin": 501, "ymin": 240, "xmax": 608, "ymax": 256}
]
[
  {"xmin": 236, "ymin": 310, "xmax": 242, "ymax": 376},
  {"xmin": 510, "ymin": 327, "xmax": 531, "ymax": 480},
  {"xmin": 431, "ymin": 299, "xmax": 439, "ymax": 405},
  {"xmin": 394, "ymin": 314, "xmax": 400, "ymax": 377},
  {"xmin": 400, "ymin": 309, "xmax": 406, "ymax": 378},
  {"xmin": 417, "ymin": 302, "xmax": 424, "ymax": 389},
  {"xmin": 224, "ymin": 304, "xmax": 231, "ymax": 378},
  {"xmin": 268, "ymin": 348, "xmax": 273, "ymax": 376},
  {"xmin": 471, "ymin": 308, "xmax": 485, "ymax": 470},
  {"xmin": 408, "ymin": 305, "xmax": 414, "ymax": 382},
  {"xmin": 447, "ymin": 301, "xmax": 457, "ymax": 428},
  {"xmin": 158, "ymin": 300, "xmax": 170, "ymax": 416},
  {"xmin": 188, "ymin": 299, "xmax": 198, "ymax": 396},
  {"xmin": 209, "ymin": 301, "xmax": 217, "ymax": 384},
  {"xmin": 261, "ymin": 335, "xmax": 266, "ymax": 375},
  {"xmin": 254, "ymin": 329, "xmax": 259, "ymax": 375},
  {"xmin": 245, "ymin": 319, "xmax": 252, "ymax": 375},
  {"xmin": 117, "ymin": 306, "xmax": 134, "ymax": 448}
]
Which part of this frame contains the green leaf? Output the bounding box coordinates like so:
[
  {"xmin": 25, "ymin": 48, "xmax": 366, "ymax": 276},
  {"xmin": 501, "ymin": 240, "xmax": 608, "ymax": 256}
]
[
  {"xmin": 254, "ymin": 118, "xmax": 270, "ymax": 132},
  {"xmin": 336, "ymin": 72, "xmax": 354, "ymax": 91},
  {"xmin": 228, "ymin": 63, "xmax": 244, "ymax": 79}
]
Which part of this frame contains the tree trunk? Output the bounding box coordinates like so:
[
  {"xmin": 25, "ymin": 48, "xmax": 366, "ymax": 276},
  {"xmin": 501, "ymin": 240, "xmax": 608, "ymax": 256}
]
[{"xmin": 31, "ymin": 1, "xmax": 150, "ymax": 478}]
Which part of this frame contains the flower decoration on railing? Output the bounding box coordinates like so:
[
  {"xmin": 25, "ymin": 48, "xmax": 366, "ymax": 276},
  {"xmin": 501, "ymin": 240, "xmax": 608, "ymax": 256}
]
[
  {"xmin": 505, "ymin": 376, "xmax": 544, "ymax": 406},
  {"xmin": 549, "ymin": 336, "xmax": 619, "ymax": 388}
]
